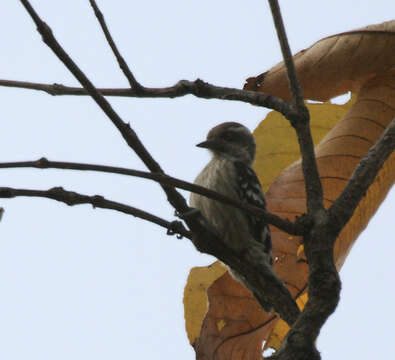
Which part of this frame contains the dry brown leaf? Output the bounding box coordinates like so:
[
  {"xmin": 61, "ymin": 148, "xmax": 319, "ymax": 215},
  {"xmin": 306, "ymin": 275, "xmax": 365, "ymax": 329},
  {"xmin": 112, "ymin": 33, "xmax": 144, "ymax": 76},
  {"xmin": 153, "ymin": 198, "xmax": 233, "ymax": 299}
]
[
  {"xmin": 244, "ymin": 20, "xmax": 395, "ymax": 102},
  {"xmin": 193, "ymin": 272, "xmax": 278, "ymax": 360},
  {"xmin": 185, "ymin": 20, "xmax": 395, "ymax": 360}
]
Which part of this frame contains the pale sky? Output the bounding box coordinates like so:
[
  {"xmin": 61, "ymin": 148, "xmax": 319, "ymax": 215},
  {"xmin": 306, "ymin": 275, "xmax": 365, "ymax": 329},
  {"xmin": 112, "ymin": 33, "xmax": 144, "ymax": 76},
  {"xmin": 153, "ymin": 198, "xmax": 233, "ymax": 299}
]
[{"xmin": 0, "ymin": 1, "xmax": 394, "ymax": 359}]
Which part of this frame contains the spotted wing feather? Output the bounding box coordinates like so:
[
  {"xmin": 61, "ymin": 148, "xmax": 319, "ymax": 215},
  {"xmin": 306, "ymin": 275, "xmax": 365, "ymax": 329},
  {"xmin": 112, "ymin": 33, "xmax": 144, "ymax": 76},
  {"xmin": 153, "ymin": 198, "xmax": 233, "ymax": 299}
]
[{"xmin": 233, "ymin": 161, "xmax": 272, "ymax": 261}]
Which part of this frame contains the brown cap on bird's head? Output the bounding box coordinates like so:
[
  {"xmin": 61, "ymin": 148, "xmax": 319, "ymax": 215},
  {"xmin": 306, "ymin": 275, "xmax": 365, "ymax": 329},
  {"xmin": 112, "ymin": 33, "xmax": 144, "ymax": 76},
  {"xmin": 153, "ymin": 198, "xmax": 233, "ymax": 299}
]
[{"xmin": 196, "ymin": 122, "xmax": 256, "ymax": 164}]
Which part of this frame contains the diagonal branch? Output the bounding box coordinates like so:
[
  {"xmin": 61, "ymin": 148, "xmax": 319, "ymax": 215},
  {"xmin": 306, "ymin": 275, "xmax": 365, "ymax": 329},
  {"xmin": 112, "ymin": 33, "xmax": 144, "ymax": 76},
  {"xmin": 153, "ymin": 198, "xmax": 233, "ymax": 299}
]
[
  {"xmin": 19, "ymin": 0, "xmax": 189, "ymax": 217},
  {"xmin": 0, "ymin": 79, "xmax": 294, "ymax": 117},
  {"xmin": 0, "ymin": 158, "xmax": 304, "ymax": 235},
  {"xmin": 268, "ymin": 0, "xmax": 324, "ymax": 215},
  {"xmin": 0, "ymin": 186, "xmax": 191, "ymax": 238},
  {"xmin": 88, "ymin": 0, "xmax": 142, "ymax": 91},
  {"xmin": 268, "ymin": 0, "xmax": 304, "ymax": 109},
  {"xmin": 0, "ymin": 180, "xmax": 301, "ymax": 325},
  {"xmin": 329, "ymin": 117, "xmax": 395, "ymax": 231}
]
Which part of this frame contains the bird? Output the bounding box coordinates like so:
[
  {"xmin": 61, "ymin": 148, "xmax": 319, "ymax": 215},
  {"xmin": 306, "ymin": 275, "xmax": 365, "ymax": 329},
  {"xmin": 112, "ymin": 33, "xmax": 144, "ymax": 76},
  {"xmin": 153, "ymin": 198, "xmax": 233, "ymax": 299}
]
[{"xmin": 190, "ymin": 122, "xmax": 273, "ymax": 296}]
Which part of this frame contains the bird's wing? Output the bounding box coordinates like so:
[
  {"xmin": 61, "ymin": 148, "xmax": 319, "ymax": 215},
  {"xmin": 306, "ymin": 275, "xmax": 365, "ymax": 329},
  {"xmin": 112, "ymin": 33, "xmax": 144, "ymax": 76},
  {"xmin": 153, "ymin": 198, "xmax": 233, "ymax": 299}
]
[{"xmin": 233, "ymin": 161, "xmax": 272, "ymax": 256}]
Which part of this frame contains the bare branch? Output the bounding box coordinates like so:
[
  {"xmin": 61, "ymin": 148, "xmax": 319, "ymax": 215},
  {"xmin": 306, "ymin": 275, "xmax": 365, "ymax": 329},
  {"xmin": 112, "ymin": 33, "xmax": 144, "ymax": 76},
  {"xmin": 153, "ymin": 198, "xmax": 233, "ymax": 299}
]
[
  {"xmin": 268, "ymin": 0, "xmax": 304, "ymax": 109},
  {"xmin": 20, "ymin": 0, "xmax": 191, "ymax": 216},
  {"xmin": 0, "ymin": 186, "xmax": 191, "ymax": 239},
  {"xmin": 0, "ymin": 157, "xmax": 304, "ymax": 235},
  {"xmin": 0, "ymin": 181, "xmax": 300, "ymax": 326},
  {"xmin": 265, "ymin": 2, "xmax": 342, "ymax": 358},
  {"xmin": 292, "ymin": 120, "xmax": 325, "ymax": 214},
  {"xmin": 268, "ymin": 0, "xmax": 324, "ymax": 214},
  {"xmin": 88, "ymin": 0, "xmax": 142, "ymax": 91},
  {"xmin": 0, "ymin": 78, "xmax": 294, "ymax": 117},
  {"xmin": 329, "ymin": 117, "xmax": 395, "ymax": 231}
]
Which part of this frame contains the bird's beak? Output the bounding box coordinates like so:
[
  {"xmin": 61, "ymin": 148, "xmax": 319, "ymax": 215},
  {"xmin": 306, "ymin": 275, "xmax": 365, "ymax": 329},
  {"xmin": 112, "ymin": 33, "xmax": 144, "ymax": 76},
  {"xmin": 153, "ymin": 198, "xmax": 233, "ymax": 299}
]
[{"xmin": 196, "ymin": 139, "xmax": 218, "ymax": 150}]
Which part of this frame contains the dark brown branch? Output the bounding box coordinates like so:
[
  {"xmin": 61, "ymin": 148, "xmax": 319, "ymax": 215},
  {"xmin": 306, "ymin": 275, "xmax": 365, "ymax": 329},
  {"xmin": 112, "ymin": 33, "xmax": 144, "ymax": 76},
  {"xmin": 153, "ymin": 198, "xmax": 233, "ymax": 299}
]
[
  {"xmin": 267, "ymin": 2, "xmax": 340, "ymax": 359},
  {"xmin": 0, "ymin": 158, "xmax": 304, "ymax": 235},
  {"xmin": 88, "ymin": 0, "xmax": 142, "ymax": 91},
  {"xmin": 268, "ymin": 0, "xmax": 324, "ymax": 215},
  {"xmin": 292, "ymin": 119, "xmax": 325, "ymax": 214},
  {"xmin": 268, "ymin": 0, "xmax": 304, "ymax": 110},
  {"xmin": 270, "ymin": 217, "xmax": 341, "ymax": 360},
  {"xmin": 329, "ymin": 117, "xmax": 395, "ymax": 231},
  {"xmin": 0, "ymin": 186, "xmax": 191, "ymax": 239},
  {"xmin": 19, "ymin": 0, "xmax": 190, "ymax": 216},
  {"xmin": 0, "ymin": 183, "xmax": 301, "ymax": 325},
  {"xmin": 0, "ymin": 78, "xmax": 294, "ymax": 117}
]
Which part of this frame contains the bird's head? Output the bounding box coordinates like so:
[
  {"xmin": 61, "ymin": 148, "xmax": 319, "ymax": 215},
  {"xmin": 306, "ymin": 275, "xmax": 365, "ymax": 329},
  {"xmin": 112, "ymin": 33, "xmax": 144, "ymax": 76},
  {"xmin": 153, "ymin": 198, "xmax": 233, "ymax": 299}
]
[{"xmin": 196, "ymin": 122, "xmax": 256, "ymax": 164}]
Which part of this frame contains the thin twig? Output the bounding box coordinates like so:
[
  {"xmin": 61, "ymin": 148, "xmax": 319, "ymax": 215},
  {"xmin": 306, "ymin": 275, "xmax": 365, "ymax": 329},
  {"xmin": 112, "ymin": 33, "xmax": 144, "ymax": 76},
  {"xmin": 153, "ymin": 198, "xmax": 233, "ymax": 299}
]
[
  {"xmin": 0, "ymin": 157, "xmax": 304, "ymax": 235},
  {"xmin": 0, "ymin": 180, "xmax": 301, "ymax": 325},
  {"xmin": 329, "ymin": 117, "xmax": 395, "ymax": 231},
  {"xmin": 0, "ymin": 79, "xmax": 293, "ymax": 117},
  {"xmin": 88, "ymin": 0, "xmax": 142, "ymax": 91},
  {"xmin": 0, "ymin": 186, "xmax": 191, "ymax": 238},
  {"xmin": 268, "ymin": 0, "xmax": 304, "ymax": 109},
  {"xmin": 19, "ymin": 0, "xmax": 190, "ymax": 216}
]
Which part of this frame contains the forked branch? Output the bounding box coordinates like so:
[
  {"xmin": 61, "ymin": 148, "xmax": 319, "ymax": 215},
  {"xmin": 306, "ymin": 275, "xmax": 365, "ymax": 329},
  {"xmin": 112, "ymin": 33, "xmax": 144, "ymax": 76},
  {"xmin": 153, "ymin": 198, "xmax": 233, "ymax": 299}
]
[{"xmin": 19, "ymin": 0, "xmax": 190, "ymax": 217}]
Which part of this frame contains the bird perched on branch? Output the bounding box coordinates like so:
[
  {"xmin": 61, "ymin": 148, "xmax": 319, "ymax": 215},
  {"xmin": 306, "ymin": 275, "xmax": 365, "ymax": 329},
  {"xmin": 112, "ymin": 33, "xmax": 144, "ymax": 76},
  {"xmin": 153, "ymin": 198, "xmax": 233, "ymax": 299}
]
[{"xmin": 190, "ymin": 122, "xmax": 273, "ymax": 299}]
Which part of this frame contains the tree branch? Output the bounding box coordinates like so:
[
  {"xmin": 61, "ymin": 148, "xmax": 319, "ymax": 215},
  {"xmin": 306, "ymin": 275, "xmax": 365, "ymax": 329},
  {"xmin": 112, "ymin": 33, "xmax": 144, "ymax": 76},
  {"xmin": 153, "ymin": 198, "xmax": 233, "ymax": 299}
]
[
  {"xmin": 0, "ymin": 186, "xmax": 191, "ymax": 239},
  {"xmin": 266, "ymin": 2, "xmax": 341, "ymax": 359},
  {"xmin": 0, "ymin": 181, "xmax": 301, "ymax": 325},
  {"xmin": 88, "ymin": 0, "xmax": 142, "ymax": 91},
  {"xmin": 19, "ymin": 0, "xmax": 190, "ymax": 217},
  {"xmin": 0, "ymin": 158, "xmax": 304, "ymax": 235},
  {"xmin": 0, "ymin": 78, "xmax": 295, "ymax": 117},
  {"xmin": 268, "ymin": 0, "xmax": 304, "ymax": 110},
  {"xmin": 268, "ymin": 0, "xmax": 324, "ymax": 215},
  {"xmin": 329, "ymin": 117, "xmax": 395, "ymax": 231}
]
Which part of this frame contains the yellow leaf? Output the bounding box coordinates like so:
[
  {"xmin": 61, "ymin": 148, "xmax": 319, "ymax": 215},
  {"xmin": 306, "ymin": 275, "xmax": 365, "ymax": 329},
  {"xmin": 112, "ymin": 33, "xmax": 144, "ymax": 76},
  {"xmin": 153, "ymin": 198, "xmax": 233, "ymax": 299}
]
[
  {"xmin": 217, "ymin": 319, "xmax": 227, "ymax": 332},
  {"xmin": 253, "ymin": 96, "xmax": 355, "ymax": 191},
  {"xmin": 296, "ymin": 245, "xmax": 306, "ymax": 262},
  {"xmin": 183, "ymin": 261, "xmax": 227, "ymax": 345},
  {"xmin": 264, "ymin": 294, "xmax": 308, "ymax": 350}
]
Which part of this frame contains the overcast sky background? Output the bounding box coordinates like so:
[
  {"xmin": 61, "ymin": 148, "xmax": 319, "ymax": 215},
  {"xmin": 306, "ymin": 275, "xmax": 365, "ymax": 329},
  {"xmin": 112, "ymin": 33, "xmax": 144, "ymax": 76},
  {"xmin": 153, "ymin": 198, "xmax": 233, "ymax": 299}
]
[{"xmin": 0, "ymin": 1, "xmax": 394, "ymax": 359}]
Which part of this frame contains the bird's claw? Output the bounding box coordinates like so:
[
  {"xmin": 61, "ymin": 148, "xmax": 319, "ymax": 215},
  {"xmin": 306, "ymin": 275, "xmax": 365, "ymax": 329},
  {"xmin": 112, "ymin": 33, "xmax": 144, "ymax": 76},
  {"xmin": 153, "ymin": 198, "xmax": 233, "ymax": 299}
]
[{"xmin": 167, "ymin": 220, "xmax": 185, "ymax": 239}]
